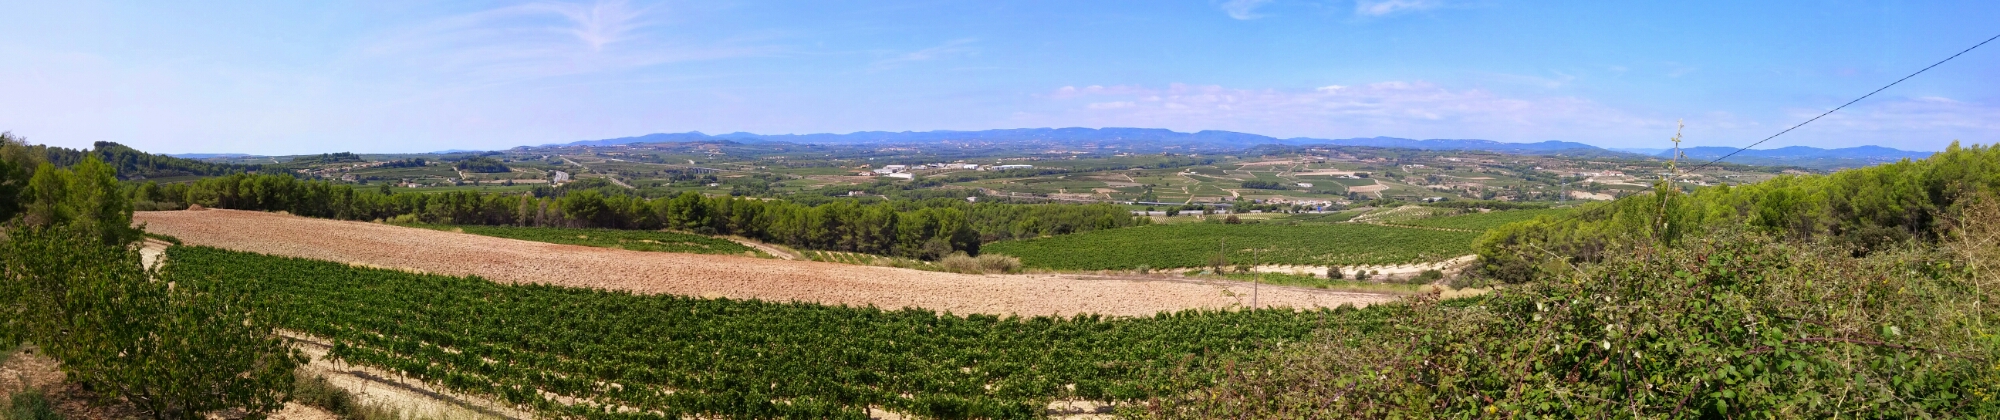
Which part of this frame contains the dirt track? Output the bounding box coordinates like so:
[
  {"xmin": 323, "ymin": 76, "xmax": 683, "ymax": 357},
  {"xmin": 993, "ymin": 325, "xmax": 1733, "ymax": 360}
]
[{"xmin": 136, "ymin": 210, "xmax": 1396, "ymax": 317}]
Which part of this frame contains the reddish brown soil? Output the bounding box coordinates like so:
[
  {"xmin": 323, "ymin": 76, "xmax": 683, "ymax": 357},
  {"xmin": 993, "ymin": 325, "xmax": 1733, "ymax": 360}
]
[{"xmin": 136, "ymin": 210, "xmax": 1395, "ymax": 317}]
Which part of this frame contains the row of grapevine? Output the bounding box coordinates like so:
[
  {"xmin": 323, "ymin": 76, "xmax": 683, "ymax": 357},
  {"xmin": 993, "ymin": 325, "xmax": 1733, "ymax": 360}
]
[
  {"xmin": 407, "ymin": 224, "xmax": 763, "ymax": 256},
  {"xmin": 1390, "ymin": 208, "xmax": 1572, "ymax": 231},
  {"xmin": 980, "ymin": 223, "xmax": 1479, "ymax": 271},
  {"xmin": 807, "ymin": 250, "xmax": 880, "ymax": 265},
  {"xmin": 162, "ymin": 246, "xmax": 1399, "ymax": 419}
]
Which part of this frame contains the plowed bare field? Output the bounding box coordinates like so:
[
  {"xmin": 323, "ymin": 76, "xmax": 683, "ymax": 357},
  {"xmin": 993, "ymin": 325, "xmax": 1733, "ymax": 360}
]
[{"xmin": 136, "ymin": 210, "xmax": 1395, "ymax": 316}]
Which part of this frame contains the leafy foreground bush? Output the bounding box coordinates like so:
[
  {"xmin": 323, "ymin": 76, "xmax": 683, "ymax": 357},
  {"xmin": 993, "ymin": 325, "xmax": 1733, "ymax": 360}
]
[
  {"xmin": 0, "ymin": 226, "xmax": 301, "ymax": 420},
  {"xmin": 0, "ymin": 152, "xmax": 300, "ymax": 420},
  {"xmin": 1131, "ymin": 228, "xmax": 2000, "ymax": 417},
  {"xmin": 1478, "ymin": 142, "xmax": 2000, "ymax": 283}
]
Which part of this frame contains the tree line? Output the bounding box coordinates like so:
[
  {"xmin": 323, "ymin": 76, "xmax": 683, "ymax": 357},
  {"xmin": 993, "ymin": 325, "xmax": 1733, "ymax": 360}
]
[
  {"xmin": 452, "ymin": 156, "xmax": 511, "ymax": 173},
  {"xmin": 37, "ymin": 139, "xmax": 263, "ymax": 180},
  {"xmin": 136, "ymin": 173, "xmax": 1149, "ymax": 260},
  {"xmin": 1474, "ymin": 141, "xmax": 1994, "ymax": 283}
]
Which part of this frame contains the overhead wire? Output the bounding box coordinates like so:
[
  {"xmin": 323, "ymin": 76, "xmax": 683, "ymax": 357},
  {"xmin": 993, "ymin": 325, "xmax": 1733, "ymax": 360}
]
[{"xmin": 1533, "ymin": 31, "xmax": 2000, "ymax": 226}]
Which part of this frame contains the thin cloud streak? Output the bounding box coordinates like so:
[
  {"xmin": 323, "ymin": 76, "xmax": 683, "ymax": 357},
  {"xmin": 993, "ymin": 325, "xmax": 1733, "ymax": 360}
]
[
  {"xmin": 870, "ymin": 38, "xmax": 979, "ymax": 71},
  {"xmin": 1354, "ymin": 0, "xmax": 1442, "ymax": 17},
  {"xmin": 354, "ymin": 0, "xmax": 764, "ymax": 87},
  {"xmin": 1036, "ymin": 81, "xmax": 1670, "ymax": 142},
  {"xmin": 1219, "ymin": 0, "xmax": 1274, "ymax": 20}
]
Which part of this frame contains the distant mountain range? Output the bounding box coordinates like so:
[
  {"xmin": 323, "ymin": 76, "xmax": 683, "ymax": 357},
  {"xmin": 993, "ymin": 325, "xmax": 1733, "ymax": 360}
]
[
  {"xmin": 558, "ymin": 128, "xmax": 1613, "ymax": 155},
  {"xmin": 1665, "ymin": 145, "xmax": 1935, "ymax": 169},
  {"xmin": 556, "ymin": 127, "xmax": 1936, "ymax": 169}
]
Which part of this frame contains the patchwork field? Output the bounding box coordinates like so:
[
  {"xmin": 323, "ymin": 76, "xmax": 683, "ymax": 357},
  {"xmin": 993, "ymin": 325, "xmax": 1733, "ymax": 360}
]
[
  {"xmin": 981, "ymin": 222, "xmax": 1479, "ymax": 271},
  {"xmin": 1393, "ymin": 208, "xmax": 1574, "ymax": 231},
  {"xmin": 134, "ymin": 209, "xmax": 1395, "ymax": 316}
]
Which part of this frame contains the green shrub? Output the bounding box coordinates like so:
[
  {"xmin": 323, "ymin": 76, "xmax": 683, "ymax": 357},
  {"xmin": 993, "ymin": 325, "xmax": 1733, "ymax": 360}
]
[
  {"xmin": 1476, "ymin": 142, "xmax": 1999, "ymax": 283},
  {"xmin": 0, "ymin": 225, "xmax": 299, "ymax": 420},
  {"xmin": 1132, "ymin": 228, "xmax": 2000, "ymax": 417},
  {"xmin": 975, "ymin": 253, "xmax": 1022, "ymax": 274},
  {"xmin": 288, "ymin": 372, "xmax": 355, "ymax": 417},
  {"xmin": 938, "ymin": 253, "xmax": 981, "ymax": 274},
  {"xmin": 4, "ymin": 387, "xmax": 61, "ymax": 420}
]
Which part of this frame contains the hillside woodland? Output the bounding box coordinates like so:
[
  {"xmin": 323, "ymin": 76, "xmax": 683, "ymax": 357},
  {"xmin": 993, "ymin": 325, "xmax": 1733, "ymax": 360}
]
[{"xmin": 34, "ymin": 139, "xmax": 262, "ymax": 180}]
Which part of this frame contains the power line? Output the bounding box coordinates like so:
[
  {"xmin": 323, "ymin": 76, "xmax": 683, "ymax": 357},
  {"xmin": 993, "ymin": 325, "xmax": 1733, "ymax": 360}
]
[
  {"xmin": 1687, "ymin": 31, "xmax": 2000, "ymax": 172},
  {"xmin": 1545, "ymin": 31, "xmax": 1999, "ymax": 222}
]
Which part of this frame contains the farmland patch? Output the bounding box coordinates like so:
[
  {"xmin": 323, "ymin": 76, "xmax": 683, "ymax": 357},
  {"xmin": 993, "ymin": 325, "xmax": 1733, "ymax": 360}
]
[{"xmin": 982, "ymin": 223, "xmax": 1478, "ymax": 271}]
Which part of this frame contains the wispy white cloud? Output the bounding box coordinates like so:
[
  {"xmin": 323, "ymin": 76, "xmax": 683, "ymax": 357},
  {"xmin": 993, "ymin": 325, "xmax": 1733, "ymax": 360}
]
[
  {"xmin": 1036, "ymin": 81, "xmax": 1671, "ymax": 142},
  {"xmin": 356, "ymin": 0, "xmax": 763, "ymax": 86},
  {"xmin": 1663, "ymin": 61, "xmax": 1699, "ymax": 78},
  {"xmin": 1478, "ymin": 71, "xmax": 1577, "ymax": 89},
  {"xmin": 1354, "ymin": 0, "xmax": 1441, "ymax": 17},
  {"xmin": 1035, "ymin": 83, "xmax": 1999, "ymax": 150},
  {"xmin": 1800, "ymin": 96, "xmax": 2000, "ymax": 135},
  {"xmin": 1219, "ymin": 0, "xmax": 1275, "ymax": 20},
  {"xmin": 871, "ymin": 38, "xmax": 978, "ymax": 71}
]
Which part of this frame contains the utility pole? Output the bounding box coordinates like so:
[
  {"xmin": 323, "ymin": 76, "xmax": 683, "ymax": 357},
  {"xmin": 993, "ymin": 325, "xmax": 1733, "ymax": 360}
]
[{"xmin": 1252, "ymin": 247, "xmax": 1260, "ymax": 309}]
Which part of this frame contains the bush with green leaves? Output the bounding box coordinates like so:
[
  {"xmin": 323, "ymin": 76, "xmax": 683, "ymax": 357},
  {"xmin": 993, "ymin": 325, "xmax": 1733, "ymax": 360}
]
[
  {"xmin": 976, "ymin": 253, "xmax": 1022, "ymax": 274},
  {"xmin": 1476, "ymin": 142, "xmax": 1999, "ymax": 283},
  {"xmin": 0, "ymin": 151, "xmax": 300, "ymax": 420},
  {"xmin": 1130, "ymin": 227, "xmax": 2000, "ymax": 417},
  {"xmin": 4, "ymin": 387, "xmax": 62, "ymax": 420},
  {"xmin": 938, "ymin": 252, "xmax": 981, "ymax": 273},
  {"xmin": 1, "ymin": 225, "xmax": 301, "ymax": 420}
]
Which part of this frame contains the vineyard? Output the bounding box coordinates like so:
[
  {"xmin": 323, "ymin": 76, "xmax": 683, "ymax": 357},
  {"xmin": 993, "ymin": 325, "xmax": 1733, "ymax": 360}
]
[
  {"xmin": 405, "ymin": 224, "xmax": 765, "ymax": 257},
  {"xmin": 981, "ymin": 223, "xmax": 1478, "ymax": 271},
  {"xmin": 161, "ymin": 246, "xmax": 1390, "ymax": 418},
  {"xmin": 806, "ymin": 250, "xmax": 883, "ymax": 265},
  {"xmin": 1391, "ymin": 208, "xmax": 1572, "ymax": 231}
]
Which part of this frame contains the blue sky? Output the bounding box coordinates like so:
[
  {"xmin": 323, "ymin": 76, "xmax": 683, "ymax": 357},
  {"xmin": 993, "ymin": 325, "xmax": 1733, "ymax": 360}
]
[{"xmin": 1, "ymin": 1, "xmax": 1995, "ymax": 154}]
